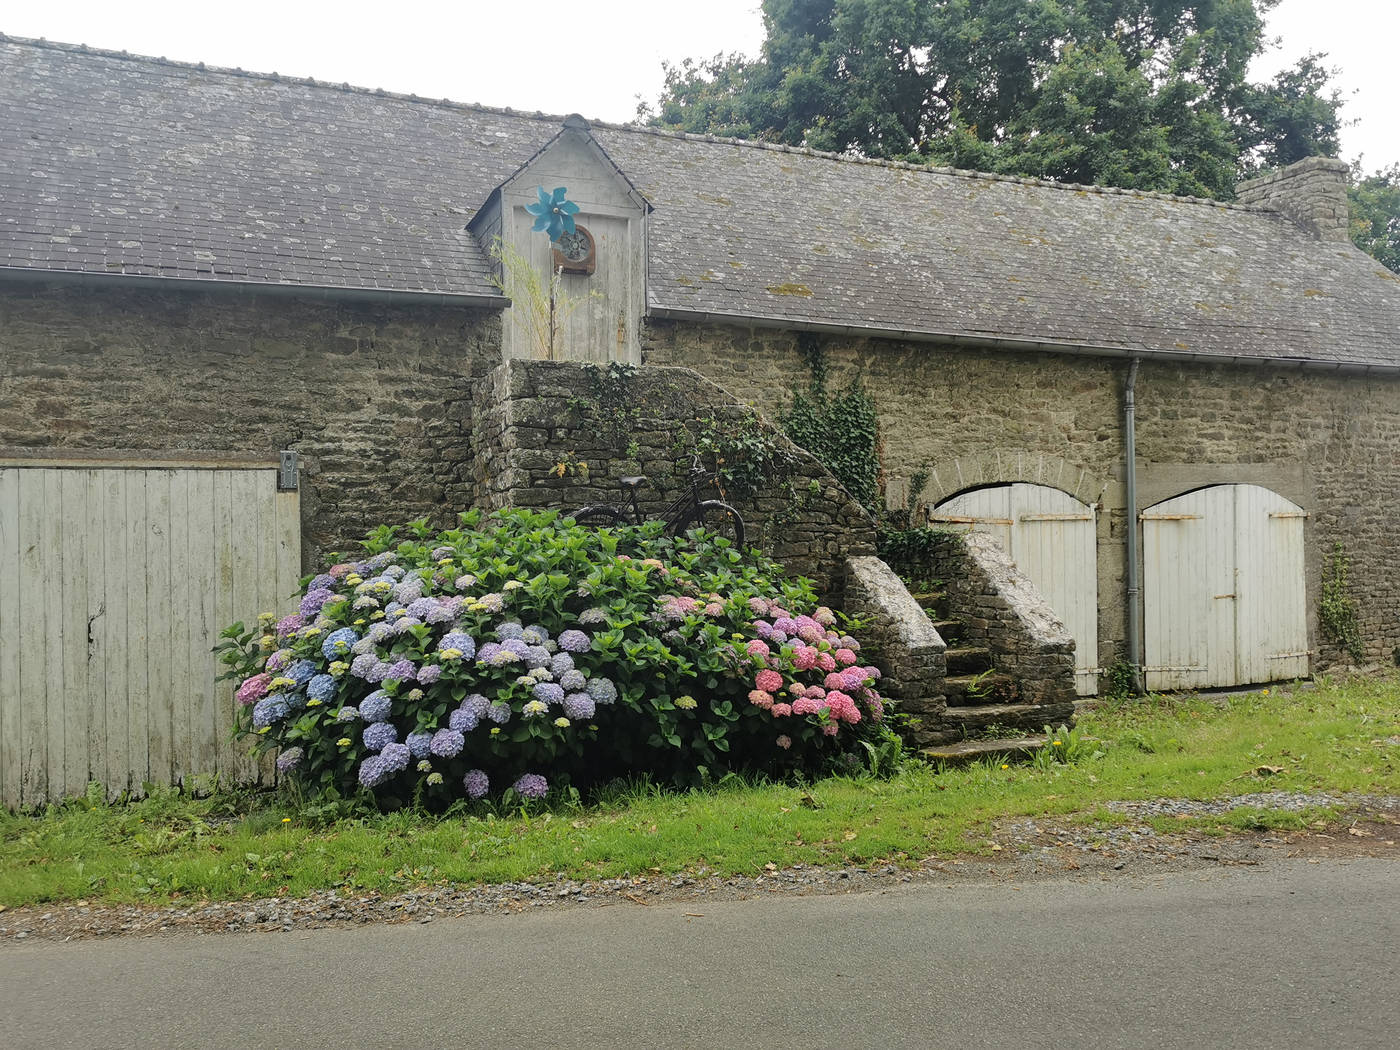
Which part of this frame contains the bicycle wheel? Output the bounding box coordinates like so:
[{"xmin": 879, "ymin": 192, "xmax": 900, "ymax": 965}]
[
  {"xmin": 569, "ymin": 506, "xmax": 630, "ymax": 529},
  {"xmin": 677, "ymin": 500, "xmax": 746, "ymax": 550}
]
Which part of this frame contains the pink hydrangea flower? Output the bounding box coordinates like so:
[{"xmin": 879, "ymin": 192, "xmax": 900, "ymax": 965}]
[
  {"xmin": 796, "ymin": 617, "xmax": 823, "ymax": 643},
  {"xmin": 804, "ymin": 685, "xmax": 827, "ymax": 700},
  {"xmin": 746, "ymin": 639, "xmax": 771, "ymax": 660},
  {"xmin": 771, "ymin": 702, "xmax": 792, "ymax": 717},
  {"xmin": 747, "ymin": 597, "xmax": 770, "ymax": 616},
  {"xmin": 824, "ymin": 672, "xmax": 845, "ymax": 691},
  {"xmin": 704, "ymin": 602, "xmax": 724, "ymax": 617},
  {"xmin": 864, "ymin": 665, "xmax": 882, "ymax": 681},
  {"xmin": 791, "ymin": 645, "xmax": 818, "ymax": 672},
  {"xmin": 776, "ymin": 734, "xmax": 792, "ymax": 750},
  {"xmin": 813, "ymin": 606, "xmax": 836, "ymax": 627},
  {"xmin": 822, "ymin": 723, "xmax": 840, "ymax": 736},
  {"xmin": 748, "ymin": 689, "xmax": 774, "ymax": 709},
  {"xmin": 817, "ymin": 652, "xmax": 837, "ymax": 673},
  {"xmin": 773, "ymin": 616, "xmax": 798, "ymax": 635},
  {"xmin": 834, "ymin": 648, "xmax": 857, "ymax": 667},
  {"xmin": 841, "ymin": 667, "xmax": 868, "ymax": 691},
  {"xmin": 329, "ymin": 563, "xmax": 355, "ymax": 579},
  {"xmin": 755, "ymin": 669, "xmax": 783, "ymax": 693},
  {"xmin": 792, "ymin": 695, "xmax": 821, "ymax": 716},
  {"xmin": 235, "ymin": 672, "xmax": 271, "ymax": 706}
]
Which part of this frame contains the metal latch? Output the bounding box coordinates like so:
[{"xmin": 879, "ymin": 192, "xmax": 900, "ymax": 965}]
[{"xmin": 278, "ymin": 450, "xmax": 299, "ymax": 491}]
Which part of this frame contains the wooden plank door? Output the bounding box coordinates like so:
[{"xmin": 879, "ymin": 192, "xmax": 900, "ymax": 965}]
[{"xmin": 933, "ymin": 483, "xmax": 1099, "ymax": 695}]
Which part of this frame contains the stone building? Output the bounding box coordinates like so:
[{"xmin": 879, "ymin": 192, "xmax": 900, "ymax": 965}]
[{"xmin": 4, "ymin": 34, "xmax": 1399, "ymax": 798}]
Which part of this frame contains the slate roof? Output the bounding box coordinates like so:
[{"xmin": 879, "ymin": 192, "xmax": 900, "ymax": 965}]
[{"xmin": 4, "ymin": 35, "xmax": 1400, "ymax": 366}]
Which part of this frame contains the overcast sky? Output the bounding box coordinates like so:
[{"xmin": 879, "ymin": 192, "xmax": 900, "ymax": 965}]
[{"xmin": 5, "ymin": 0, "xmax": 1397, "ymax": 170}]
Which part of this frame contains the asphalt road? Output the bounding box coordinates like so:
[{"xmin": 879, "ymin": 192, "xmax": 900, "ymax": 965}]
[{"xmin": 4, "ymin": 857, "xmax": 1397, "ymax": 1049}]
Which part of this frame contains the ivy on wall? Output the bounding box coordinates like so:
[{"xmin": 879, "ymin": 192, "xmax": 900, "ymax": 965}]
[
  {"xmin": 778, "ymin": 336, "xmax": 880, "ymax": 513},
  {"xmin": 1320, "ymin": 541, "xmax": 1365, "ymax": 663}
]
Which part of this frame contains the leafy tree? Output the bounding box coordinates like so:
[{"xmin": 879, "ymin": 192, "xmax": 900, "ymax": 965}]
[
  {"xmin": 646, "ymin": 0, "xmax": 1347, "ymax": 201},
  {"xmin": 1349, "ymin": 164, "xmax": 1400, "ymax": 274}
]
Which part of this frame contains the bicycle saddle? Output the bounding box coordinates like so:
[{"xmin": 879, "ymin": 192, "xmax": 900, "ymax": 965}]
[{"xmin": 619, "ymin": 476, "xmax": 647, "ymax": 489}]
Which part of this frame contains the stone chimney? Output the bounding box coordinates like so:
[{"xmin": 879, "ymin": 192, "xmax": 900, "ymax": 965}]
[{"xmin": 1236, "ymin": 156, "xmax": 1351, "ymax": 242}]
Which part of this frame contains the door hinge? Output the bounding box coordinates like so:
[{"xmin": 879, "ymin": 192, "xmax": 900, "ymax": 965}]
[{"xmin": 278, "ymin": 450, "xmax": 300, "ymax": 491}]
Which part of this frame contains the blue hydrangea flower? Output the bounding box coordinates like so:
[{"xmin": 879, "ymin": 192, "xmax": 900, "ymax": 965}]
[
  {"xmin": 448, "ymin": 708, "xmax": 478, "ymax": 733},
  {"xmin": 335, "ymin": 705, "xmax": 361, "ymax": 723},
  {"xmin": 365, "ymin": 661, "xmax": 392, "ymax": 683},
  {"xmin": 405, "ymin": 597, "xmax": 435, "ymax": 620},
  {"xmin": 533, "ymin": 681, "xmax": 565, "ymax": 706},
  {"xmin": 275, "ymin": 747, "xmax": 304, "ymax": 774},
  {"xmin": 563, "ymin": 692, "xmax": 595, "ymax": 721},
  {"xmin": 513, "ymin": 772, "xmax": 549, "ymax": 799},
  {"xmin": 384, "ymin": 658, "xmax": 416, "ymax": 683},
  {"xmin": 360, "ymin": 690, "xmax": 393, "ymax": 723},
  {"xmin": 463, "ymin": 769, "xmax": 490, "ymax": 799},
  {"xmin": 391, "ymin": 616, "xmax": 424, "ymax": 637},
  {"xmin": 309, "ymin": 573, "xmax": 335, "ymax": 591},
  {"xmin": 425, "ymin": 604, "xmax": 454, "ymax": 625},
  {"xmin": 391, "ymin": 579, "xmax": 424, "ymax": 605},
  {"xmin": 586, "ymin": 677, "xmax": 618, "ymax": 705},
  {"xmin": 306, "ymin": 674, "xmax": 336, "ymax": 703},
  {"xmin": 487, "ymin": 702, "xmax": 512, "ymax": 725},
  {"xmin": 299, "ymin": 587, "xmax": 335, "ymax": 617},
  {"xmin": 559, "ymin": 669, "xmax": 586, "ymax": 691},
  {"xmin": 550, "ymin": 652, "xmax": 575, "ymax": 676},
  {"xmin": 430, "ymin": 728, "xmax": 465, "ymax": 758},
  {"xmin": 380, "ymin": 742, "xmax": 412, "ymax": 773},
  {"xmin": 522, "ymin": 624, "xmax": 551, "ymax": 645},
  {"xmin": 363, "ymin": 721, "xmax": 398, "ymax": 751},
  {"xmin": 366, "ymin": 552, "xmax": 397, "ymax": 572},
  {"xmin": 463, "ymin": 694, "xmax": 491, "ymax": 718},
  {"xmin": 358, "ymin": 755, "xmax": 390, "ymax": 788},
  {"xmin": 286, "ymin": 660, "xmax": 317, "ymax": 687},
  {"xmin": 524, "ymin": 645, "xmax": 551, "ymax": 670},
  {"xmin": 321, "ymin": 627, "xmax": 359, "ymax": 661},
  {"xmin": 406, "ymin": 730, "xmax": 434, "ymax": 759},
  {"xmin": 500, "ymin": 638, "xmax": 528, "ymax": 657},
  {"xmin": 496, "ymin": 622, "xmax": 525, "ymax": 641},
  {"xmin": 252, "ymin": 694, "xmax": 290, "ymax": 729},
  {"xmin": 438, "ymin": 632, "xmax": 476, "ymax": 659},
  {"xmin": 417, "ymin": 665, "xmax": 443, "ymax": 685},
  {"xmin": 476, "ymin": 642, "xmax": 501, "ymax": 664},
  {"xmin": 558, "ymin": 630, "xmax": 591, "ymax": 654},
  {"xmin": 350, "ymin": 653, "xmax": 379, "ymax": 678}
]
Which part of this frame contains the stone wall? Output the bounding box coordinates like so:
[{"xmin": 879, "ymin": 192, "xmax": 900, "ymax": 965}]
[
  {"xmin": 930, "ymin": 530, "xmax": 1078, "ymax": 708},
  {"xmin": 642, "ymin": 318, "xmax": 1400, "ymax": 671},
  {"xmin": 1236, "ymin": 157, "xmax": 1352, "ymax": 242},
  {"xmin": 470, "ymin": 359, "xmax": 877, "ymax": 596},
  {"xmin": 0, "ymin": 282, "xmax": 498, "ymax": 568},
  {"xmin": 841, "ymin": 556, "xmax": 946, "ymax": 718}
]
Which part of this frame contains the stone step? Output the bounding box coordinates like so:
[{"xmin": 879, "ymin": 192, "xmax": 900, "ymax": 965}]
[
  {"xmin": 943, "ymin": 672, "xmax": 1018, "ymax": 705},
  {"xmin": 944, "ymin": 645, "xmax": 993, "ymax": 675},
  {"xmin": 927, "ymin": 617, "xmax": 963, "ymax": 644},
  {"xmin": 908, "ymin": 591, "xmax": 942, "ymax": 607},
  {"xmin": 921, "ymin": 735, "xmax": 1048, "ymax": 766},
  {"xmin": 939, "ymin": 701, "xmax": 1077, "ymax": 731}
]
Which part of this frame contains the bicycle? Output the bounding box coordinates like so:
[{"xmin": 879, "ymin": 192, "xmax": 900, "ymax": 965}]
[{"xmin": 569, "ymin": 455, "xmax": 746, "ymax": 549}]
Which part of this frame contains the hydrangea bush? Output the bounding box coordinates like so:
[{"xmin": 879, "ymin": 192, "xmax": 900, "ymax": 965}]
[{"xmin": 217, "ymin": 509, "xmax": 892, "ymax": 807}]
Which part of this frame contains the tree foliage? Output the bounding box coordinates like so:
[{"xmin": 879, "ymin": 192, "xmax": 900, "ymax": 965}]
[
  {"xmin": 646, "ymin": 0, "xmax": 1346, "ymax": 201},
  {"xmin": 1349, "ymin": 164, "xmax": 1400, "ymax": 274}
]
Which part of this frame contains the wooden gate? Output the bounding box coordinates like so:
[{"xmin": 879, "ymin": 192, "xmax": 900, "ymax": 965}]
[
  {"xmin": 0, "ymin": 461, "xmax": 299, "ymax": 809},
  {"xmin": 931, "ymin": 483, "xmax": 1099, "ymax": 695},
  {"xmin": 1142, "ymin": 485, "xmax": 1308, "ymax": 691}
]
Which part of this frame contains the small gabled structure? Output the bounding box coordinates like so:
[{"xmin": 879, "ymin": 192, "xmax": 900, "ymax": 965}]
[{"xmin": 469, "ymin": 115, "xmax": 651, "ymax": 362}]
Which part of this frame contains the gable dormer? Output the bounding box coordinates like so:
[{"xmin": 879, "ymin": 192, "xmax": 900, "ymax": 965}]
[{"xmin": 469, "ymin": 115, "xmax": 650, "ymax": 363}]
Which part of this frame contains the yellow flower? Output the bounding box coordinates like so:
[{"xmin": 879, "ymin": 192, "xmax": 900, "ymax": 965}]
[
  {"xmin": 554, "ymin": 717, "xmax": 570, "ymax": 728},
  {"xmin": 258, "ymin": 612, "xmax": 276, "ymax": 626},
  {"xmin": 1000, "ymin": 763, "xmax": 1009, "ymax": 769},
  {"xmin": 468, "ymin": 602, "xmax": 487, "ymax": 614},
  {"xmin": 391, "ymin": 608, "xmax": 406, "ymax": 618},
  {"xmin": 441, "ymin": 648, "xmax": 463, "ymax": 661},
  {"xmin": 301, "ymin": 626, "xmax": 323, "ymax": 638},
  {"xmin": 329, "ymin": 661, "xmax": 348, "ymax": 678},
  {"xmin": 675, "ymin": 695, "xmax": 697, "ymax": 710},
  {"xmin": 1261, "ymin": 688, "xmax": 1270, "ymax": 696},
  {"xmin": 437, "ymin": 558, "xmax": 454, "ymax": 566},
  {"xmin": 307, "ymin": 699, "xmax": 323, "ymax": 707},
  {"xmin": 503, "ymin": 580, "xmax": 523, "ymax": 591},
  {"xmin": 337, "ymin": 737, "xmax": 352, "ymax": 747},
  {"xmin": 269, "ymin": 676, "xmax": 295, "ymax": 690},
  {"xmin": 281, "ymin": 817, "xmax": 291, "ymax": 823},
  {"xmin": 345, "ymin": 574, "xmax": 363, "ymax": 586},
  {"xmin": 1052, "ymin": 740, "xmax": 1062, "ymax": 747},
  {"xmin": 258, "ymin": 634, "xmax": 275, "ymax": 650},
  {"xmin": 353, "ymin": 618, "xmax": 366, "ymax": 627},
  {"xmin": 490, "ymin": 727, "xmax": 501, "ymax": 735},
  {"xmin": 371, "ymin": 610, "xmax": 385, "ymax": 620}
]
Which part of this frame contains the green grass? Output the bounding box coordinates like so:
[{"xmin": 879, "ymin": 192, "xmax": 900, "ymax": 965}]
[{"xmin": 3, "ymin": 676, "xmax": 1397, "ymax": 908}]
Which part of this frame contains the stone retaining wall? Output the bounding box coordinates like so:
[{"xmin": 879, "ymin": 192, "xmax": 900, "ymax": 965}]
[{"xmin": 841, "ymin": 556, "xmax": 946, "ymax": 718}]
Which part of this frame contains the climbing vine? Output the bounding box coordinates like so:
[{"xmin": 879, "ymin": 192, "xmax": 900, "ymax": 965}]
[
  {"xmin": 568, "ymin": 362, "xmax": 642, "ymax": 460},
  {"xmin": 1319, "ymin": 541, "xmax": 1365, "ymax": 663}
]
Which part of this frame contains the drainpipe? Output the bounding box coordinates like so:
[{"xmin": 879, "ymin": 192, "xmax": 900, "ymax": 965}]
[{"xmin": 1124, "ymin": 357, "xmax": 1143, "ymax": 692}]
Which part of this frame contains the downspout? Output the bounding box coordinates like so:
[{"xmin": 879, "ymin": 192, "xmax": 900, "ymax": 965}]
[{"xmin": 1124, "ymin": 357, "xmax": 1143, "ymax": 692}]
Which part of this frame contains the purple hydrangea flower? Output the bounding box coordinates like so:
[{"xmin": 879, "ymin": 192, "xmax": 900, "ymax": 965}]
[
  {"xmin": 550, "ymin": 652, "xmax": 575, "ymax": 676},
  {"xmin": 275, "ymin": 615, "xmax": 306, "ymax": 640},
  {"xmin": 381, "ymin": 563, "xmax": 406, "ymax": 580},
  {"xmin": 513, "ymin": 773, "xmax": 548, "ymax": 800},
  {"xmin": 391, "ymin": 579, "xmax": 424, "ymax": 605},
  {"xmin": 559, "ymin": 669, "xmax": 586, "ymax": 691},
  {"xmin": 476, "ymin": 642, "xmax": 501, "ymax": 664},
  {"xmin": 438, "ymin": 632, "xmax": 476, "ymax": 658},
  {"xmin": 523, "ymin": 645, "xmax": 551, "ymax": 669},
  {"xmin": 563, "ymin": 692, "xmax": 595, "ymax": 721},
  {"xmin": 363, "ymin": 721, "xmax": 398, "ymax": 751},
  {"xmin": 430, "ymin": 545, "xmax": 455, "ymax": 561},
  {"xmin": 252, "ymin": 695, "xmax": 290, "ymax": 729},
  {"xmin": 321, "ymin": 627, "xmax": 359, "ymax": 661},
  {"xmin": 300, "ymin": 588, "xmax": 335, "ymax": 617},
  {"xmin": 463, "ymin": 769, "xmax": 490, "ymax": 799},
  {"xmin": 487, "ymin": 702, "xmax": 511, "ymax": 725},
  {"xmin": 496, "ymin": 622, "xmax": 525, "ymax": 641},
  {"xmin": 557, "ymin": 630, "xmax": 591, "ymax": 654},
  {"xmin": 463, "ymin": 694, "xmax": 491, "ymax": 718},
  {"xmin": 366, "ymin": 552, "xmax": 397, "ymax": 571},
  {"xmin": 425, "ymin": 604, "xmax": 455, "ymax": 625},
  {"xmin": 309, "ymin": 573, "xmax": 335, "ymax": 591},
  {"xmin": 368, "ymin": 622, "xmax": 394, "ymax": 644},
  {"xmin": 350, "ymin": 653, "xmax": 379, "ymax": 679},
  {"xmin": 430, "ymin": 728, "xmax": 465, "ymax": 758},
  {"xmin": 416, "ymin": 664, "xmax": 443, "ymax": 685},
  {"xmin": 384, "ymin": 658, "xmax": 416, "ymax": 683},
  {"xmin": 405, "ymin": 597, "xmax": 436, "ymax": 620},
  {"xmin": 406, "ymin": 730, "xmax": 434, "ymax": 759},
  {"xmin": 358, "ymin": 755, "xmax": 390, "ymax": 788},
  {"xmin": 522, "ymin": 624, "xmax": 550, "ymax": 645},
  {"xmin": 365, "ymin": 661, "xmax": 392, "ymax": 683},
  {"xmin": 335, "ymin": 705, "xmax": 361, "ymax": 723},
  {"xmin": 275, "ymin": 747, "xmax": 304, "ymax": 774},
  {"xmin": 501, "ymin": 639, "xmax": 530, "ymax": 658},
  {"xmin": 360, "ymin": 690, "xmax": 392, "ymax": 723},
  {"xmin": 286, "ymin": 660, "xmax": 317, "ymax": 687},
  {"xmin": 533, "ymin": 681, "xmax": 565, "ymax": 706},
  {"xmin": 585, "ymin": 677, "xmax": 618, "ymax": 705},
  {"xmin": 448, "ymin": 707, "xmax": 478, "ymax": 733},
  {"xmin": 380, "ymin": 742, "xmax": 412, "ymax": 773},
  {"xmin": 391, "ymin": 616, "xmax": 424, "ymax": 637},
  {"xmin": 307, "ymin": 674, "xmax": 336, "ymax": 703},
  {"xmin": 265, "ymin": 648, "xmax": 293, "ymax": 673}
]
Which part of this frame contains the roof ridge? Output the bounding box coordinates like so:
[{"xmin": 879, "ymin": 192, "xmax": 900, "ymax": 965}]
[
  {"xmin": 0, "ymin": 31, "xmax": 577, "ymax": 127},
  {"xmin": 1, "ymin": 31, "xmax": 1259, "ymax": 215}
]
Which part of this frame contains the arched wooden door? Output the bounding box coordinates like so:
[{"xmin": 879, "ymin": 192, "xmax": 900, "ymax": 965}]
[
  {"xmin": 931, "ymin": 483, "xmax": 1099, "ymax": 695},
  {"xmin": 1142, "ymin": 485, "xmax": 1308, "ymax": 691}
]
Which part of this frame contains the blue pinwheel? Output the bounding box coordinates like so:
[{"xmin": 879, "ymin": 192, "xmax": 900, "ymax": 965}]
[{"xmin": 525, "ymin": 186, "xmax": 579, "ymax": 242}]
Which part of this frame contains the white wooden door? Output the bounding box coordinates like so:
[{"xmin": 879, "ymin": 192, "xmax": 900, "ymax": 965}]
[
  {"xmin": 0, "ymin": 463, "xmax": 300, "ymax": 809},
  {"xmin": 1142, "ymin": 485, "xmax": 1308, "ymax": 691},
  {"xmin": 932, "ymin": 484, "xmax": 1099, "ymax": 695}
]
